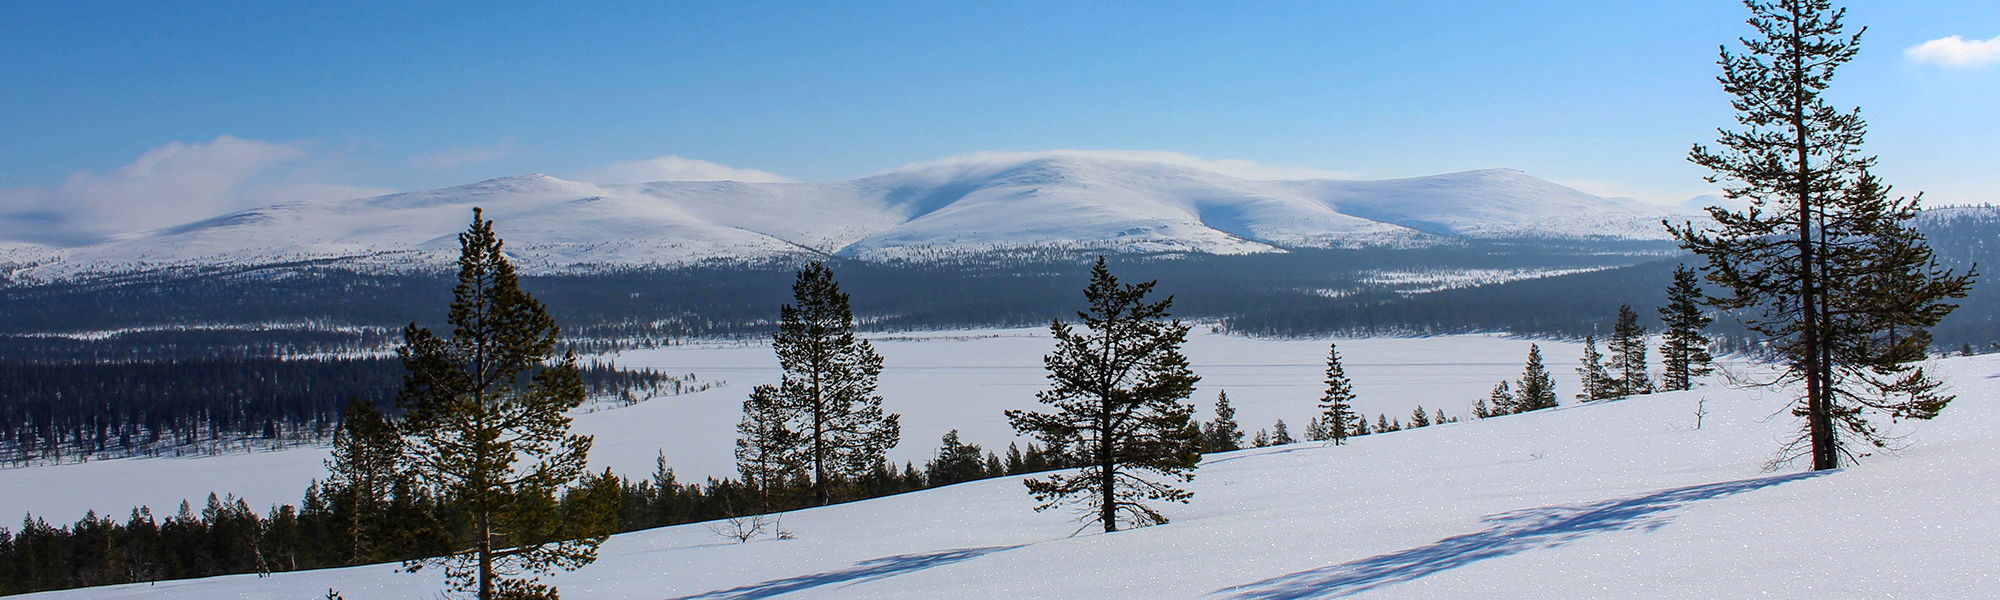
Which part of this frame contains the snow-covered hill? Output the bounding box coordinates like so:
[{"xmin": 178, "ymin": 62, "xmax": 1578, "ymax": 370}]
[
  {"xmin": 11, "ymin": 332, "xmax": 2000, "ymax": 599},
  {"xmin": 0, "ymin": 154, "xmax": 1691, "ymax": 282}
]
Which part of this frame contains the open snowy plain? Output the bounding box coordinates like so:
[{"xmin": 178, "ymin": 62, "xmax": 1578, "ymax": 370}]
[{"xmin": 12, "ymin": 332, "xmax": 2000, "ymax": 599}]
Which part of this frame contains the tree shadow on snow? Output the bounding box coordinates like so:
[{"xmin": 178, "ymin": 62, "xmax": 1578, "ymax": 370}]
[
  {"xmin": 665, "ymin": 544, "xmax": 1025, "ymax": 600},
  {"xmin": 1215, "ymin": 471, "xmax": 1828, "ymax": 600}
]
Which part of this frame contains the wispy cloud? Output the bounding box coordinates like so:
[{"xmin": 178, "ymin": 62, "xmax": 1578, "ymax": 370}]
[
  {"xmin": 569, "ymin": 155, "xmax": 795, "ymax": 184},
  {"xmin": 889, "ymin": 150, "xmax": 1357, "ymax": 181},
  {"xmin": 408, "ymin": 145, "xmax": 513, "ymax": 171},
  {"xmin": 0, "ymin": 136, "xmax": 391, "ymax": 245},
  {"xmin": 1906, "ymin": 35, "xmax": 2000, "ymax": 67}
]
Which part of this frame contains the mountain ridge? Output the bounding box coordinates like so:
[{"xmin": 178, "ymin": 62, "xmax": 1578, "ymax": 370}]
[{"xmin": 0, "ymin": 154, "xmax": 1697, "ymax": 283}]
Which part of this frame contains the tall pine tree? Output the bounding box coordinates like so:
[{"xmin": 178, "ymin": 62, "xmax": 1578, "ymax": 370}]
[
  {"xmin": 1608, "ymin": 304, "xmax": 1653, "ymax": 397},
  {"xmin": 1576, "ymin": 335, "xmax": 1615, "ymax": 402},
  {"xmin": 323, "ymin": 397, "xmax": 400, "ymax": 566},
  {"xmin": 756, "ymin": 262, "xmax": 901, "ymax": 506},
  {"xmin": 1670, "ymin": 0, "xmax": 1975, "ymax": 469},
  {"xmin": 396, "ymin": 208, "xmax": 616, "ymax": 600},
  {"xmin": 1658, "ymin": 265, "xmax": 1717, "ymax": 392},
  {"xmin": 1513, "ymin": 344, "xmax": 1558, "ymax": 412},
  {"xmin": 1007, "ymin": 257, "xmax": 1201, "ymax": 533},
  {"xmin": 1316, "ymin": 343, "xmax": 1356, "ymax": 446},
  {"xmin": 1202, "ymin": 391, "xmax": 1244, "ymax": 453}
]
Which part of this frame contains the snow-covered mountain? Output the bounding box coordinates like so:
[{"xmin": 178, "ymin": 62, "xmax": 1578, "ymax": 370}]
[{"xmin": 0, "ymin": 154, "xmax": 1692, "ymax": 282}]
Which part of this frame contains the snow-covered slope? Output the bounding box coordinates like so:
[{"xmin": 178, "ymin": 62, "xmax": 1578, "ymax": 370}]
[
  {"xmin": 21, "ymin": 346, "xmax": 2000, "ymax": 599},
  {"xmin": 0, "ymin": 154, "xmax": 1693, "ymax": 282}
]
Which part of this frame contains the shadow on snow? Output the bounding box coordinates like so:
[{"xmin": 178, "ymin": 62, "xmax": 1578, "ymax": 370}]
[
  {"xmin": 665, "ymin": 544, "xmax": 1025, "ymax": 600},
  {"xmin": 1215, "ymin": 471, "xmax": 1829, "ymax": 600}
]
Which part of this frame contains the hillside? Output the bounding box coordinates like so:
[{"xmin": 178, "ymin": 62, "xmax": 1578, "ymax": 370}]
[
  {"xmin": 12, "ymin": 338, "xmax": 1999, "ymax": 599},
  {"xmin": 0, "ymin": 154, "xmax": 1690, "ymax": 283}
]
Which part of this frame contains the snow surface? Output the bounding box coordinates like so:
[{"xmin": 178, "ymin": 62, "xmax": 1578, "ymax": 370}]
[
  {"xmin": 0, "ymin": 154, "xmax": 1695, "ymax": 282},
  {"xmin": 0, "ymin": 328, "xmax": 1587, "ymax": 526},
  {"xmin": 19, "ymin": 348, "xmax": 2000, "ymax": 599}
]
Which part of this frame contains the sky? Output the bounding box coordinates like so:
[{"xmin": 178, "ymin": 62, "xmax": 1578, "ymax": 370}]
[{"xmin": 0, "ymin": 0, "xmax": 1995, "ymax": 244}]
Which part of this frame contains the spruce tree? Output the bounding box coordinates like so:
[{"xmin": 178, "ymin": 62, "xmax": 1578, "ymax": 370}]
[
  {"xmin": 1670, "ymin": 0, "xmax": 1975, "ymax": 469},
  {"xmin": 1472, "ymin": 398, "xmax": 1491, "ymax": 419},
  {"xmin": 1350, "ymin": 415, "xmax": 1371, "ymax": 437},
  {"xmin": 396, "ymin": 208, "xmax": 616, "ymax": 600},
  {"xmin": 1513, "ymin": 344, "xmax": 1558, "ymax": 412},
  {"xmin": 323, "ymin": 397, "xmax": 400, "ymax": 566},
  {"xmin": 1202, "ymin": 390, "xmax": 1244, "ymax": 453},
  {"xmin": 1006, "ymin": 257, "xmax": 1201, "ymax": 533},
  {"xmin": 1409, "ymin": 406, "xmax": 1430, "ymax": 428},
  {"xmin": 1487, "ymin": 381, "xmax": 1515, "ymax": 416},
  {"xmin": 926, "ymin": 430, "xmax": 987, "ymax": 486},
  {"xmin": 1608, "ymin": 304, "xmax": 1653, "ymax": 397},
  {"xmin": 1270, "ymin": 419, "xmax": 1295, "ymax": 445},
  {"xmin": 1316, "ymin": 343, "xmax": 1356, "ymax": 446},
  {"xmin": 1435, "ymin": 408, "xmax": 1449, "ymax": 425},
  {"xmin": 757, "ymin": 262, "xmax": 901, "ymax": 506},
  {"xmin": 1658, "ymin": 265, "xmax": 1717, "ymax": 392},
  {"xmin": 1576, "ymin": 335, "xmax": 1615, "ymax": 402},
  {"xmin": 1375, "ymin": 414, "xmax": 1392, "ymax": 433},
  {"xmin": 734, "ymin": 385, "xmax": 795, "ymax": 510}
]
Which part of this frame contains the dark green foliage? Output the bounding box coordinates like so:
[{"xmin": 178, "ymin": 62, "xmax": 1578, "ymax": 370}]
[
  {"xmin": 1270, "ymin": 420, "xmax": 1295, "ymax": 446},
  {"xmin": 751, "ymin": 262, "xmax": 902, "ymax": 506},
  {"xmin": 1672, "ymin": 0, "xmax": 1976, "ymax": 469},
  {"xmin": 1316, "ymin": 343, "xmax": 1356, "ymax": 445},
  {"xmin": 1513, "ymin": 345, "xmax": 1559, "ymax": 412},
  {"xmin": 926, "ymin": 430, "xmax": 988, "ymax": 487},
  {"xmin": 1576, "ymin": 336, "xmax": 1616, "ymax": 402},
  {"xmin": 1006, "ymin": 257, "xmax": 1202, "ymax": 533},
  {"xmin": 1658, "ymin": 265, "xmax": 1716, "ymax": 391},
  {"xmin": 1608, "ymin": 304, "xmax": 1652, "ymax": 397},
  {"xmin": 324, "ymin": 398, "xmax": 401, "ymax": 565},
  {"xmin": 1201, "ymin": 391, "xmax": 1244, "ymax": 453},
  {"xmin": 396, "ymin": 209, "xmax": 614, "ymax": 600}
]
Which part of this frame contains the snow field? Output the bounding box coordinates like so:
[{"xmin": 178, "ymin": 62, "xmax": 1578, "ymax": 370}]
[
  {"xmin": 1, "ymin": 329, "xmax": 1587, "ymax": 523},
  {"xmin": 24, "ymin": 352, "xmax": 2000, "ymax": 599}
]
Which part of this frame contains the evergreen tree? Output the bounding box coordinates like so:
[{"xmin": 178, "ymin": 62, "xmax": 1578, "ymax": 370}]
[
  {"xmin": 1350, "ymin": 415, "xmax": 1371, "ymax": 437},
  {"xmin": 1004, "ymin": 443, "xmax": 1026, "ymax": 475},
  {"xmin": 757, "ymin": 262, "xmax": 901, "ymax": 506},
  {"xmin": 1576, "ymin": 335, "xmax": 1616, "ymax": 402},
  {"xmin": 1409, "ymin": 406, "xmax": 1430, "ymax": 428},
  {"xmin": 925, "ymin": 430, "xmax": 987, "ymax": 487},
  {"xmin": 396, "ymin": 209, "xmax": 616, "ymax": 600},
  {"xmin": 1658, "ymin": 265, "xmax": 1717, "ymax": 391},
  {"xmin": 1487, "ymin": 381, "xmax": 1515, "ymax": 416},
  {"xmin": 1608, "ymin": 304, "xmax": 1653, "ymax": 397},
  {"xmin": 1375, "ymin": 414, "xmax": 1392, "ymax": 433},
  {"xmin": 1201, "ymin": 390, "xmax": 1244, "ymax": 453},
  {"xmin": 1472, "ymin": 398, "xmax": 1491, "ymax": 419},
  {"xmin": 1513, "ymin": 344, "xmax": 1558, "ymax": 412},
  {"xmin": 1670, "ymin": 0, "xmax": 1975, "ymax": 469},
  {"xmin": 1006, "ymin": 257, "xmax": 1202, "ymax": 533},
  {"xmin": 323, "ymin": 398, "xmax": 400, "ymax": 566},
  {"xmin": 1251, "ymin": 429, "xmax": 1270, "ymax": 448},
  {"xmin": 1316, "ymin": 343, "xmax": 1356, "ymax": 446},
  {"xmin": 734, "ymin": 385, "xmax": 795, "ymax": 510},
  {"xmin": 1304, "ymin": 414, "xmax": 1330, "ymax": 442},
  {"xmin": 1435, "ymin": 408, "xmax": 1449, "ymax": 425},
  {"xmin": 1270, "ymin": 419, "xmax": 1295, "ymax": 446}
]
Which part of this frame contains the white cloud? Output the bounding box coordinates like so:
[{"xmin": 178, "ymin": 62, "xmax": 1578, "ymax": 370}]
[
  {"xmin": 409, "ymin": 145, "xmax": 512, "ymax": 171},
  {"xmin": 569, "ymin": 155, "xmax": 795, "ymax": 184},
  {"xmin": 0, "ymin": 136, "xmax": 392, "ymax": 245},
  {"xmin": 887, "ymin": 150, "xmax": 1358, "ymax": 181},
  {"xmin": 1906, "ymin": 35, "xmax": 2000, "ymax": 67}
]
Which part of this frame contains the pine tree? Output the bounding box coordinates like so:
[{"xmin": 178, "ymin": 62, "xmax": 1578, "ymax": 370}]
[
  {"xmin": 1270, "ymin": 420, "xmax": 1295, "ymax": 446},
  {"xmin": 323, "ymin": 397, "xmax": 400, "ymax": 565},
  {"xmin": 1316, "ymin": 343, "xmax": 1356, "ymax": 446},
  {"xmin": 1472, "ymin": 398, "xmax": 1491, "ymax": 419},
  {"xmin": 1375, "ymin": 414, "xmax": 1392, "ymax": 433},
  {"xmin": 1608, "ymin": 304, "xmax": 1653, "ymax": 397},
  {"xmin": 1350, "ymin": 415, "xmax": 1372, "ymax": 437},
  {"xmin": 1004, "ymin": 443, "xmax": 1026, "ymax": 475},
  {"xmin": 1201, "ymin": 390, "xmax": 1244, "ymax": 453},
  {"xmin": 734, "ymin": 385, "xmax": 795, "ymax": 510},
  {"xmin": 1487, "ymin": 381, "xmax": 1515, "ymax": 416},
  {"xmin": 1670, "ymin": 0, "xmax": 1975, "ymax": 469},
  {"xmin": 1658, "ymin": 265, "xmax": 1717, "ymax": 392},
  {"xmin": 1251, "ymin": 429, "xmax": 1270, "ymax": 447},
  {"xmin": 1514, "ymin": 344, "xmax": 1558, "ymax": 412},
  {"xmin": 1409, "ymin": 406, "xmax": 1430, "ymax": 428},
  {"xmin": 1575, "ymin": 335, "xmax": 1615, "ymax": 402},
  {"xmin": 926, "ymin": 430, "xmax": 987, "ymax": 487},
  {"xmin": 1304, "ymin": 414, "xmax": 1329, "ymax": 442},
  {"xmin": 1435, "ymin": 408, "xmax": 1449, "ymax": 425},
  {"xmin": 1006, "ymin": 257, "xmax": 1201, "ymax": 533},
  {"xmin": 757, "ymin": 262, "xmax": 901, "ymax": 506},
  {"xmin": 396, "ymin": 208, "xmax": 616, "ymax": 600}
]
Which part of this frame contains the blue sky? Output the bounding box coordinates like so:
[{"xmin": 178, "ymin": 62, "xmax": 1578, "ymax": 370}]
[{"xmin": 1, "ymin": 1, "xmax": 1994, "ymax": 242}]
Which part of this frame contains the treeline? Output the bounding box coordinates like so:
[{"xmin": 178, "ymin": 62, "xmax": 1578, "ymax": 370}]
[
  {"xmin": 0, "ymin": 358, "xmax": 703, "ymax": 465},
  {"xmin": 0, "ymin": 428, "xmax": 1071, "ymax": 596}
]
